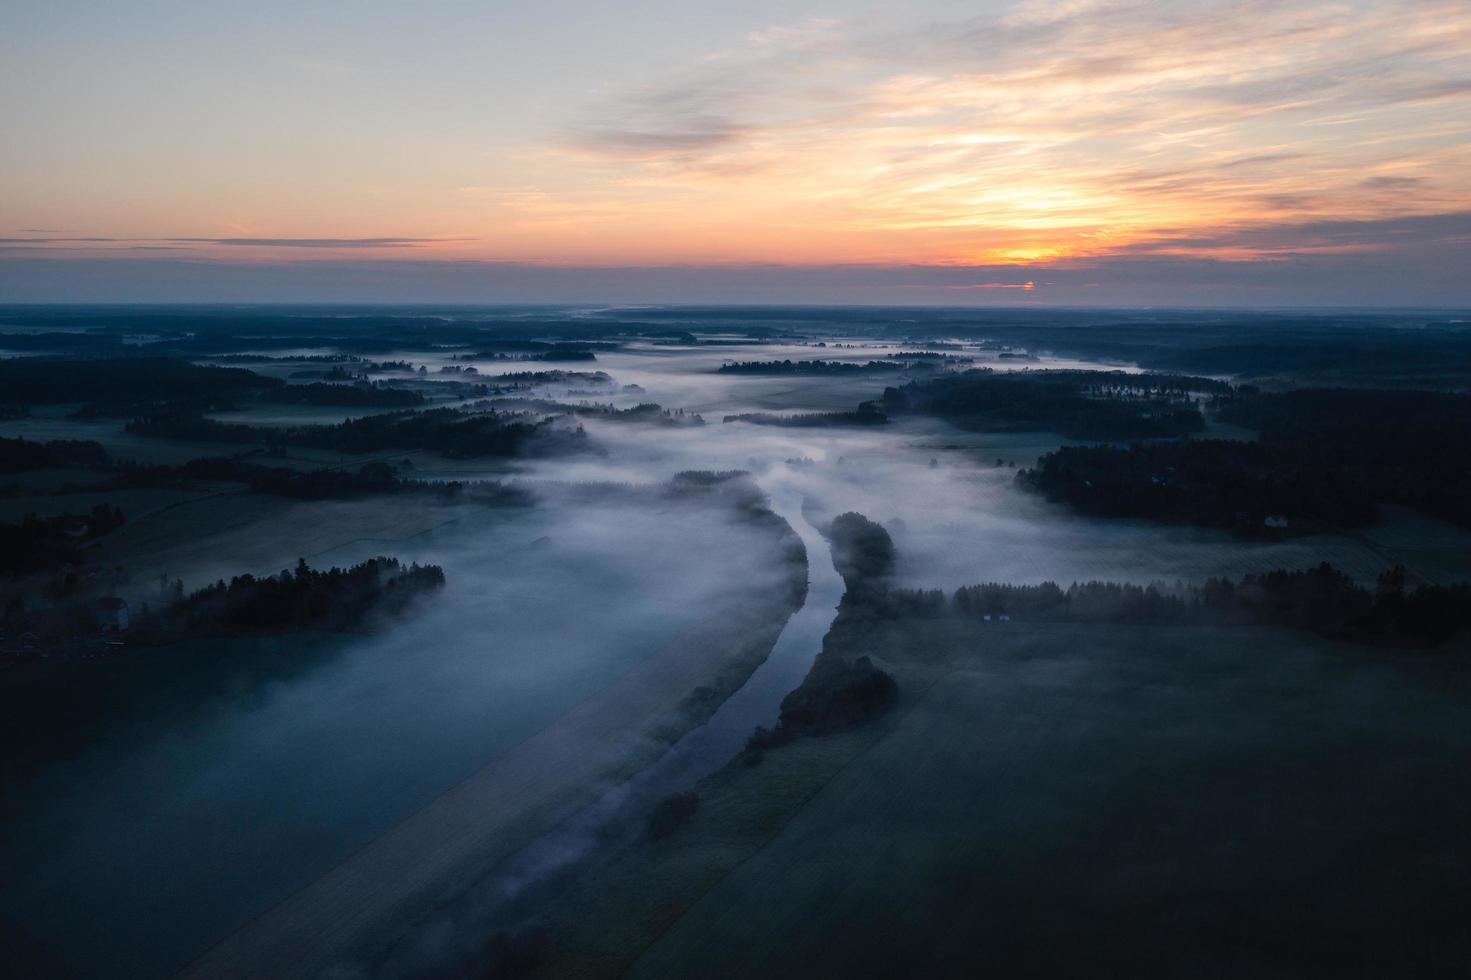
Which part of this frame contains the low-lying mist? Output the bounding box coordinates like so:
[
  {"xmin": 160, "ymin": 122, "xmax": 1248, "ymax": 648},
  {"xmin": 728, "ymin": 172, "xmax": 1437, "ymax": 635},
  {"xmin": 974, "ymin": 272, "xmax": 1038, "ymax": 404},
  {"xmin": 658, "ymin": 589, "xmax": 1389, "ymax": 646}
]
[
  {"xmin": 1, "ymin": 487, "xmax": 795, "ymax": 978},
  {"xmin": 8, "ymin": 337, "xmax": 1460, "ymax": 979}
]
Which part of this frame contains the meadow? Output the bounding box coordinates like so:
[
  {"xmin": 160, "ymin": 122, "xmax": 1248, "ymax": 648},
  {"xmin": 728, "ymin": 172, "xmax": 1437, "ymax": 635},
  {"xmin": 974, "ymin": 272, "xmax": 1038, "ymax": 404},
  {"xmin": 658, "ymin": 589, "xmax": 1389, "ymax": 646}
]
[{"xmin": 530, "ymin": 620, "xmax": 1471, "ymax": 979}]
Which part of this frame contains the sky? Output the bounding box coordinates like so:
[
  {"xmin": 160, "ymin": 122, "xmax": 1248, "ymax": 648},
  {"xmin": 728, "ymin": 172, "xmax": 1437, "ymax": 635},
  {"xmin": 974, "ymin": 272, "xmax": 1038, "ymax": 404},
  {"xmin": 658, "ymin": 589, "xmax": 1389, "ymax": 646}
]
[{"xmin": 2, "ymin": 0, "xmax": 1470, "ymax": 305}]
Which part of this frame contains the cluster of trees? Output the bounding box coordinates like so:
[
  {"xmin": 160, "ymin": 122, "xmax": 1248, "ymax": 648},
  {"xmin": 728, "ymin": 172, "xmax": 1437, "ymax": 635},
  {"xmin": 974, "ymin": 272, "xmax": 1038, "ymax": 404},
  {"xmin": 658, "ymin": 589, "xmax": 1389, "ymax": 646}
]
[
  {"xmin": 829, "ymin": 512, "xmax": 896, "ymax": 597},
  {"xmin": 380, "ymin": 378, "xmax": 490, "ymax": 400},
  {"xmin": 1217, "ymin": 388, "xmax": 1471, "ymax": 527},
  {"xmin": 1011, "ymin": 388, "xmax": 1471, "ymax": 532},
  {"xmin": 745, "ymin": 656, "xmax": 898, "ymax": 761},
  {"xmin": 131, "ymin": 556, "xmax": 445, "ymax": 642},
  {"xmin": 261, "ymin": 381, "xmax": 425, "ymax": 407},
  {"xmin": 489, "ymin": 369, "xmax": 612, "ymax": 384},
  {"xmin": 1018, "ymin": 440, "xmax": 1378, "ymax": 532},
  {"xmin": 0, "ymin": 331, "xmax": 130, "ymax": 353},
  {"xmin": 562, "ymin": 402, "xmax": 704, "ymax": 426},
  {"xmin": 108, "ymin": 456, "xmax": 524, "ymax": 503},
  {"xmin": 663, "ymin": 470, "xmax": 768, "ymax": 512},
  {"xmin": 884, "ymin": 369, "xmax": 1222, "ymax": 440},
  {"xmin": 853, "ymin": 563, "xmax": 1471, "ymax": 648},
  {"xmin": 0, "ymin": 357, "xmax": 278, "ymax": 412},
  {"xmin": 0, "ymin": 436, "xmax": 526, "ymax": 503},
  {"xmin": 0, "ymin": 504, "xmax": 125, "ymax": 574},
  {"xmin": 126, "ymin": 406, "xmax": 587, "ymax": 458},
  {"xmin": 467, "ymin": 396, "xmax": 705, "ymax": 427},
  {"xmin": 535, "ymin": 349, "xmax": 597, "ymax": 362},
  {"xmin": 885, "ymin": 351, "xmax": 972, "ymax": 361},
  {"xmin": 0, "ymin": 356, "xmax": 439, "ymax": 419},
  {"xmin": 1143, "ymin": 332, "xmax": 1471, "ymax": 384},
  {"xmin": 721, "ymin": 403, "xmax": 888, "ymax": 427},
  {"xmin": 0, "ymin": 436, "xmax": 109, "ymax": 473},
  {"xmin": 718, "ymin": 359, "xmax": 908, "ymax": 375}
]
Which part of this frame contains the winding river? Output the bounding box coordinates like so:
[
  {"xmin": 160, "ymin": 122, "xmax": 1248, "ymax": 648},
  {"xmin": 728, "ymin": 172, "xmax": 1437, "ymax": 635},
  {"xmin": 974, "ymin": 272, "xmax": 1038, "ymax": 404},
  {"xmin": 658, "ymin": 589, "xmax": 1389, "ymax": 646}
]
[{"xmin": 359, "ymin": 487, "xmax": 845, "ymax": 976}]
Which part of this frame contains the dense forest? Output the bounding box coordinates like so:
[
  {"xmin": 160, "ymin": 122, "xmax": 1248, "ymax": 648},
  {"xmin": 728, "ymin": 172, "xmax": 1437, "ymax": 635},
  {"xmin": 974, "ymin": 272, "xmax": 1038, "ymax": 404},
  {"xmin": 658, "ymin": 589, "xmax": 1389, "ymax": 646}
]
[
  {"xmin": 131, "ymin": 556, "xmax": 445, "ymax": 642},
  {"xmin": 110, "ymin": 456, "xmax": 527, "ymax": 503},
  {"xmin": 0, "ymin": 435, "xmax": 524, "ymax": 502},
  {"xmin": 556, "ymin": 402, "xmax": 705, "ymax": 427},
  {"xmin": 1019, "ymin": 387, "xmax": 1471, "ymax": 532},
  {"xmin": 1019, "ymin": 439, "xmax": 1378, "ymax": 532},
  {"xmin": 1216, "ymin": 388, "xmax": 1471, "ymax": 527},
  {"xmin": 0, "ymin": 356, "xmax": 441, "ymax": 418},
  {"xmin": 0, "ymin": 504, "xmax": 125, "ymax": 574},
  {"xmin": 828, "ymin": 511, "xmax": 897, "ymax": 597},
  {"xmin": 721, "ymin": 405, "xmax": 888, "ymax": 427},
  {"xmin": 718, "ymin": 359, "xmax": 908, "ymax": 375},
  {"xmin": 850, "ymin": 563, "xmax": 1471, "ymax": 649},
  {"xmin": 487, "ymin": 369, "xmax": 611, "ymax": 384},
  {"xmin": 0, "ymin": 435, "xmax": 109, "ymax": 473},
  {"xmin": 126, "ymin": 406, "xmax": 587, "ymax": 458},
  {"xmin": 0, "ymin": 357, "xmax": 279, "ymax": 415},
  {"xmin": 884, "ymin": 351, "xmax": 973, "ymax": 362},
  {"xmin": 883, "ymin": 369, "xmax": 1224, "ymax": 440}
]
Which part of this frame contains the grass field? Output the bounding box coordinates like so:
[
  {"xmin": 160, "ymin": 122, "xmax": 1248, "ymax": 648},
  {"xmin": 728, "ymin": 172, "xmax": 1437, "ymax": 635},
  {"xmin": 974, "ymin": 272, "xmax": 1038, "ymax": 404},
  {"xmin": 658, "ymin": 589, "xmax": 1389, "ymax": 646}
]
[{"xmin": 522, "ymin": 619, "xmax": 1471, "ymax": 980}]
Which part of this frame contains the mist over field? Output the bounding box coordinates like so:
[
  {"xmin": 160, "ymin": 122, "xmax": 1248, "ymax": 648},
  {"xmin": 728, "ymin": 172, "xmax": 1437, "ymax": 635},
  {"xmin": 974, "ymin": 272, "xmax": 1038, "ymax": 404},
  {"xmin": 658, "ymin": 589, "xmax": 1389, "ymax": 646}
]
[{"xmin": 2, "ymin": 306, "xmax": 1470, "ymax": 979}]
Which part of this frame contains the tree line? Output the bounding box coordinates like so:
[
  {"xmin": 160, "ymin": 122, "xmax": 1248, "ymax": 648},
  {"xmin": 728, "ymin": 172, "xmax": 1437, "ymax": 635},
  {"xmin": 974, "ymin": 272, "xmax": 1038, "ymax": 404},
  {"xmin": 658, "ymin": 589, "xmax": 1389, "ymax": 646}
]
[
  {"xmin": 718, "ymin": 359, "xmax": 908, "ymax": 375},
  {"xmin": 1216, "ymin": 388, "xmax": 1471, "ymax": 527},
  {"xmin": 130, "ymin": 556, "xmax": 446, "ymax": 642},
  {"xmin": 882, "ymin": 368, "xmax": 1224, "ymax": 440},
  {"xmin": 126, "ymin": 406, "xmax": 588, "ymax": 458},
  {"xmin": 1018, "ymin": 439, "xmax": 1378, "ymax": 532},
  {"xmin": 851, "ymin": 563, "xmax": 1471, "ymax": 649}
]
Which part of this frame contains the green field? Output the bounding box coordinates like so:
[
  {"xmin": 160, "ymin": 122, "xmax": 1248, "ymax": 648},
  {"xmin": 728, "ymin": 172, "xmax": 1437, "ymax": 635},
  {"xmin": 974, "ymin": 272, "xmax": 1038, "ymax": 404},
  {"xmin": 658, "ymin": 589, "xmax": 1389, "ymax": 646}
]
[{"xmin": 524, "ymin": 619, "xmax": 1471, "ymax": 979}]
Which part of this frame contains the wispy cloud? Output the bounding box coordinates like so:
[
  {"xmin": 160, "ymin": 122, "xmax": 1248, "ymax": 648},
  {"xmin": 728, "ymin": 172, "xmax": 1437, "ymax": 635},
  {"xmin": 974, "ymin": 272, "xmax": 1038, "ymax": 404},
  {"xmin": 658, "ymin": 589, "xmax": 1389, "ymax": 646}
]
[
  {"xmin": 0, "ymin": 236, "xmax": 463, "ymax": 251},
  {"xmin": 173, "ymin": 237, "xmax": 454, "ymax": 248},
  {"xmin": 9, "ymin": 0, "xmax": 1469, "ymax": 290},
  {"xmin": 543, "ymin": 0, "xmax": 1471, "ymax": 266}
]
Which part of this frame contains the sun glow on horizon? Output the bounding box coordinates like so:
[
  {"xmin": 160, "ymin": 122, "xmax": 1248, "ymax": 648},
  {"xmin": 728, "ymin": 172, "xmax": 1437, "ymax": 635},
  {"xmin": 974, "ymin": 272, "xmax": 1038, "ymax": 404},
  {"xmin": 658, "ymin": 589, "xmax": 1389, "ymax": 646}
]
[{"xmin": 3, "ymin": 0, "xmax": 1470, "ymax": 299}]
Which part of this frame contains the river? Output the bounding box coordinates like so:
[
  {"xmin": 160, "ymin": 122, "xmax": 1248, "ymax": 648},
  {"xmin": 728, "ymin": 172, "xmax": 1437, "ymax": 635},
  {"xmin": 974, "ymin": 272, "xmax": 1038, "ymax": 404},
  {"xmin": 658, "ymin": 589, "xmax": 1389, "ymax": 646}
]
[{"xmin": 356, "ymin": 485, "xmax": 844, "ymax": 977}]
